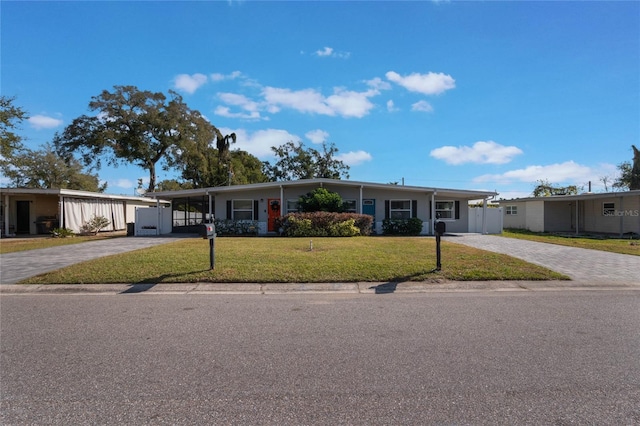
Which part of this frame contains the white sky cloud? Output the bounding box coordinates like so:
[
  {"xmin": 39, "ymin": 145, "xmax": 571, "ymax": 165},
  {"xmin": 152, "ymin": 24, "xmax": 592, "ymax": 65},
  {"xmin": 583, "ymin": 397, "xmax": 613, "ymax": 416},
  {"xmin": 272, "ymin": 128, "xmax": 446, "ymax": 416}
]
[
  {"xmin": 214, "ymin": 106, "xmax": 263, "ymax": 120},
  {"xmin": 28, "ymin": 114, "xmax": 63, "ymax": 130},
  {"xmin": 316, "ymin": 46, "xmax": 334, "ymax": 57},
  {"xmin": 386, "ymin": 71, "xmax": 456, "ymax": 95},
  {"xmin": 336, "ymin": 150, "xmax": 373, "ymax": 166},
  {"xmin": 387, "ymin": 100, "xmax": 398, "ymax": 112},
  {"xmin": 315, "ymin": 46, "xmax": 350, "ymax": 59},
  {"xmin": 173, "ymin": 73, "xmax": 208, "ymax": 94},
  {"xmin": 215, "ymin": 92, "xmax": 265, "ymax": 120},
  {"xmin": 109, "ymin": 178, "xmax": 136, "ymax": 190},
  {"xmin": 326, "ymin": 88, "xmax": 376, "ymax": 118},
  {"xmin": 262, "ymin": 87, "xmax": 333, "ymax": 115},
  {"xmin": 262, "ymin": 86, "xmax": 377, "ymax": 118},
  {"xmin": 222, "ymin": 127, "xmax": 299, "ymax": 159},
  {"xmin": 430, "ymin": 141, "xmax": 523, "ymax": 165},
  {"xmin": 211, "ymin": 71, "xmax": 243, "ymax": 81},
  {"xmin": 305, "ymin": 129, "xmax": 329, "ymax": 144},
  {"xmin": 473, "ymin": 161, "xmax": 595, "ymax": 185},
  {"xmin": 366, "ymin": 77, "xmax": 392, "ymax": 91},
  {"xmin": 412, "ymin": 100, "xmax": 434, "ymax": 113}
]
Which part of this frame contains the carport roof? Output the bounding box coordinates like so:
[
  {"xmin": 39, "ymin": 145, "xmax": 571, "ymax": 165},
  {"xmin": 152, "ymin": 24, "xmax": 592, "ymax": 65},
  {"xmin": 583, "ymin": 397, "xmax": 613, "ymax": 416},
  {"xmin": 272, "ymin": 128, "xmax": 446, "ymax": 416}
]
[
  {"xmin": 498, "ymin": 189, "xmax": 640, "ymax": 203},
  {"xmin": 0, "ymin": 187, "xmax": 168, "ymax": 204},
  {"xmin": 143, "ymin": 178, "xmax": 498, "ymax": 200}
]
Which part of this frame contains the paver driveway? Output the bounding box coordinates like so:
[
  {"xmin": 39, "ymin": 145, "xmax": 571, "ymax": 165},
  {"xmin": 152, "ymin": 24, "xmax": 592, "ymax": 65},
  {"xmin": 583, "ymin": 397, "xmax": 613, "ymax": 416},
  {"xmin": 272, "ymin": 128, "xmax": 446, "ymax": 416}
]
[
  {"xmin": 451, "ymin": 234, "xmax": 639, "ymax": 284},
  {"xmin": 0, "ymin": 236, "xmax": 188, "ymax": 284}
]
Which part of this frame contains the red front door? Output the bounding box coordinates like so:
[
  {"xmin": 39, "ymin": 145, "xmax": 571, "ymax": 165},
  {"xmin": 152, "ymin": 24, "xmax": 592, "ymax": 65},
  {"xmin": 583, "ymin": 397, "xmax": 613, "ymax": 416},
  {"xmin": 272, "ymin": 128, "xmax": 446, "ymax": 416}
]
[{"xmin": 267, "ymin": 198, "xmax": 281, "ymax": 232}]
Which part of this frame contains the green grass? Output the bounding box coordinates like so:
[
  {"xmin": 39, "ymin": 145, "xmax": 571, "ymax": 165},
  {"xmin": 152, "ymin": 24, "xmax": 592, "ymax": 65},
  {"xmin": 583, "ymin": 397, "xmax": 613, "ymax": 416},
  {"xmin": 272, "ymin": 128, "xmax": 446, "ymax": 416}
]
[
  {"xmin": 21, "ymin": 237, "xmax": 568, "ymax": 284},
  {"xmin": 502, "ymin": 229, "xmax": 640, "ymax": 256},
  {"xmin": 0, "ymin": 232, "xmax": 127, "ymax": 254}
]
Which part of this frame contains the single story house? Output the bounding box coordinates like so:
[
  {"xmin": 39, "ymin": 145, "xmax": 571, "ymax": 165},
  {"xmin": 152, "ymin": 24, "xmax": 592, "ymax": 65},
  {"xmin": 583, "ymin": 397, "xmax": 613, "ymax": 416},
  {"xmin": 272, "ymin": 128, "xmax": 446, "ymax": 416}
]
[
  {"xmin": 144, "ymin": 178, "xmax": 498, "ymax": 235},
  {"xmin": 0, "ymin": 188, "xmax": 168, "ymax": 236},
  {"xmin": 498, "ymin": 190, "xmax": 640, "ymax": 236}
]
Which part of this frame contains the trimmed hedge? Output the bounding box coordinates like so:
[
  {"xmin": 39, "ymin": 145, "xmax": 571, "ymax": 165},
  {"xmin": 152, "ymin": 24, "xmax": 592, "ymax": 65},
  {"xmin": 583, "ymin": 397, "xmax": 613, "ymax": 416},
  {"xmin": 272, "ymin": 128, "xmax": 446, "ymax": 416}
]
[
  {"xmin": 382, "ymin": 218, "xmax": 423, "ymax": 235},
  {"xmin": 278, "ymin": 212, "xmax": 373, "ymax": 237},
  {"xmin": 214, "ymin": 219, "xmax": 259, "ymax": 236}
]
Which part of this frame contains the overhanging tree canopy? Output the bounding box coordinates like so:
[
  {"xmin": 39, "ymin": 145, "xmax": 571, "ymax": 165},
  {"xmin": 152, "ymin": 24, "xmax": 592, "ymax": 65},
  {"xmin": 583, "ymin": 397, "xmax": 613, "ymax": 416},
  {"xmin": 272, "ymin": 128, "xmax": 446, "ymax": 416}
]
[
  {"xmin": 262, "ymin": 141, "xmax": 350, "ymax": 181},
  {"xmin": 54, "ymin": 85, "xmax": 218, "ymax": 192}
]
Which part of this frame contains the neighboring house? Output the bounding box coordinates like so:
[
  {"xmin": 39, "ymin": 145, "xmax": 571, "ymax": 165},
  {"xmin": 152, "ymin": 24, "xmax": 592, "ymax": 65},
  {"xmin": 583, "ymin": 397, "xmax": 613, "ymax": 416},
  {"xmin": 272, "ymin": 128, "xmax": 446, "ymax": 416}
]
[
  {"xmin": 0, "ymin": 188, "xmax": 168, "ymax": 236},
  {"xmin": 144, "ymin": 178, "xmax": 498, "ymax": 235},
  {"xmin": 498, "ymin": 190, "xmax": 640, "ymax": 236}
]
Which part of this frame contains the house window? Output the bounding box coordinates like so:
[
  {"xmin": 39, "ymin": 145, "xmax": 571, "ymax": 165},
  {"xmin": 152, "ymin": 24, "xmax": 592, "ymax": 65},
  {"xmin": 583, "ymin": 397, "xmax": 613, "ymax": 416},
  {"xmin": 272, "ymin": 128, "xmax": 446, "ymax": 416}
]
[
  {"xmin": 505, "ymin": 205, "xmax": 518, "ymax": 215},
  {"xmin": 286, "ymin": 199, "xmax": 300, "ymax": 214},
  {"xmin": 435, "ymin": 201, "xmax": 455, "ymax": 219},
  {"xmin": 233, "ymin": 199, "xmax": 254, "ymax": 220},
  {"xmin": 603, "ymin": 202, "xmax": 615, "ymax": 216},
  {"xmin": 390, "ymin": 200, "xmax": 412, "ymax": 219},
  {"xmin": 343, "ymin": 199, "xmax": 357, "ymax": 213}
]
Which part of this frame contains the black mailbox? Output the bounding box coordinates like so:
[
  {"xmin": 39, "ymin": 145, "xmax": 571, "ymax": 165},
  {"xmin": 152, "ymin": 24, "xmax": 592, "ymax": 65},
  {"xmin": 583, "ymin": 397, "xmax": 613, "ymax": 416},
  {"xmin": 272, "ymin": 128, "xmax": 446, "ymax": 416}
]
[
  {"xmin": 200, "ymin": 223, "xmax": 216, "ymax": 239},
  {"xmin": 435, "ymin": 221, "xmax": 446, "ymax": 236}
]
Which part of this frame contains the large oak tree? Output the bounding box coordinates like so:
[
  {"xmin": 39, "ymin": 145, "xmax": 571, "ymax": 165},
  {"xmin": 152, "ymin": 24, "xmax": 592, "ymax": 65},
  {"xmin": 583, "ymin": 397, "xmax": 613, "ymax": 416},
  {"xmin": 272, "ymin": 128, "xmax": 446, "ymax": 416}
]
[
  {"xmin": 54, "ymin": 86, "xmax": 217, "ymax": 192},
  {"xmin": 0, "ymin": 96, "xmax": 28, "ymax": 172}
]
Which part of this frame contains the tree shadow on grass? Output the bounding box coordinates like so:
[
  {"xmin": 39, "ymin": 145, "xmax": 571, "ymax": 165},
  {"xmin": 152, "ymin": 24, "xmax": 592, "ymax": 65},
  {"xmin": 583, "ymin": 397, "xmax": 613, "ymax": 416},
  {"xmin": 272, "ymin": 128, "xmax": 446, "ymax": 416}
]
[
  {"xmin": 369, "ymin": 270, "xmax": 442, "ymax": 294},
  {"xmin": 119, "ymin": 269, "xmax": 211, "ymax": 294}
]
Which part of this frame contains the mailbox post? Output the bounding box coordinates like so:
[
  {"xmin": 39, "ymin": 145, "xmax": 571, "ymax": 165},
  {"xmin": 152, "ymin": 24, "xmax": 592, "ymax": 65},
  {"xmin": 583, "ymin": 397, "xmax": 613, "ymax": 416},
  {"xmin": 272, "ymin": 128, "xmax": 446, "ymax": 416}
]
[
  {"xmin": 200, "ymin": 222, "xmax": 216, "ymax": 270},
  {"xmin": 434, "ymin": 221, "xmax": 446, "ymax": 271}
]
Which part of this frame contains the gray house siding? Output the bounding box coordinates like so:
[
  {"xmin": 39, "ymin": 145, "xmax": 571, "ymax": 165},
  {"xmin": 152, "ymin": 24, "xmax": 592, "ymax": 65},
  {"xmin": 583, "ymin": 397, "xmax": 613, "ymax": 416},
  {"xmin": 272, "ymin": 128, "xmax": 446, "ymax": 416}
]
[{"xmin": 150, "ymin": 179, "xmax": 496, "ymax": 236}]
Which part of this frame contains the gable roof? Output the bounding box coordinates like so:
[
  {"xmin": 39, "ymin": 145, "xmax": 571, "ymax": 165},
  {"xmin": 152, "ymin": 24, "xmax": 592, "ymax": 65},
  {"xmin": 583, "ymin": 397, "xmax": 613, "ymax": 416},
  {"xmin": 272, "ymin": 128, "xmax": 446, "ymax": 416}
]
[{"xmin": 143, "ymin": 178, "xmax": 497, "ymax": 200}]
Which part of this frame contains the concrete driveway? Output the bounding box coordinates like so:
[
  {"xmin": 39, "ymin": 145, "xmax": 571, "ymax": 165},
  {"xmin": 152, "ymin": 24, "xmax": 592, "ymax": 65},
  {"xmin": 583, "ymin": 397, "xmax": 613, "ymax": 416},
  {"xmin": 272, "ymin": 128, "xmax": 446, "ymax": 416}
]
[
  {"xmin": 0, "ymin": 236, "xmax": 191, "ymax": 284},
  {"xmin": 450, "ymin": 234, "xmax": 640, "ymax": 285}
]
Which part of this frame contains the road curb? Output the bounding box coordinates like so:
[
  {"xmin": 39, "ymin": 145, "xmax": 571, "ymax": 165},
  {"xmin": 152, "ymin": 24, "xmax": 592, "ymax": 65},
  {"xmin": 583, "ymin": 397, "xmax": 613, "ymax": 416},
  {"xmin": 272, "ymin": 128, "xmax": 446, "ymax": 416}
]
[{"xmin": 1, "ymin": 280, "xmax": 639, "ymax": 295}]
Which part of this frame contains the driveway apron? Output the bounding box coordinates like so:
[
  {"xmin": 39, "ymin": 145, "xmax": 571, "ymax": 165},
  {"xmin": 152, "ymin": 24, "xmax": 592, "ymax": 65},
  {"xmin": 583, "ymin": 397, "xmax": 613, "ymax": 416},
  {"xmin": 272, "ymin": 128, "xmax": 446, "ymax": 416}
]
[
  {"xmin": 0, "ymin": 237, "xmax": 187, "ymax": 284},
  {"xmin": 451, "ymin": 234, "xmax": 640, "ymax": 284}
]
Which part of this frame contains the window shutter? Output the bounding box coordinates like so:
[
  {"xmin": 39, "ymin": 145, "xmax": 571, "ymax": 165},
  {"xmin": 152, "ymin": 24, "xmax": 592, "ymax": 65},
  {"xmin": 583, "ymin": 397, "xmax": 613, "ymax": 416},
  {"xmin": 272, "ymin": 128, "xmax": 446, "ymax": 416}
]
[
  {"xmin": 412, "ymin": 200, "xmax": 417, "ymax": 218},
  {"xmin": 226, "ymin": 200, "xmax": 232, "ymax": 220},
  {"xmin": 384, "ymin": 200, "xmax": 390, "ymax": 219},
  {"xmin": 429, "ymin": 201, "xmax": 432, "ymax": 219},
  {"xmin": 455, "ymin": 201, "xmax": 460, "ymax": 219},
  {"xmin": 253, "ymin": 200, "xmax": 259, "ymax": 220}
]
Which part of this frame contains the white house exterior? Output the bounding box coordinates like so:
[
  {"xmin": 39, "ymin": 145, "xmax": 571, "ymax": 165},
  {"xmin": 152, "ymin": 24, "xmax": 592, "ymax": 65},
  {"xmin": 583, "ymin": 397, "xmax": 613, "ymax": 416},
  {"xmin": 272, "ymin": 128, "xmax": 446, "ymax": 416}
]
[
  {"xmin": 0, "ymin": 188, "xmax": 168, "ymax": 236},
  {"xmin": 499, "ymin": 190, "xmax": 640, "ymax": 236},
  {"xmin": 145, "ymin": 178, "xmax": 498, "ymax": 236}
]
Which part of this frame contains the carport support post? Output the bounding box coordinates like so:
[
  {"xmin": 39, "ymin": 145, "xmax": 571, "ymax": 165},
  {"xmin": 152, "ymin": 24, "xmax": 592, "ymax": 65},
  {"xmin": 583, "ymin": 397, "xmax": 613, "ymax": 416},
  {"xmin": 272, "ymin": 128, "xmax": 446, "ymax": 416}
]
[{"xmin": 4, "ymin": 194, "xmax": 10, "ymax": 236}]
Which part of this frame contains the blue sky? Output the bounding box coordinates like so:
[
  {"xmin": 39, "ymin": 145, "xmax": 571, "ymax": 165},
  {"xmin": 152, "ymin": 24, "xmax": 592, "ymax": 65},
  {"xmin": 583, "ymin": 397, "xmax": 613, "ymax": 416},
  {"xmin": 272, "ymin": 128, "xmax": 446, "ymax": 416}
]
[{"xmin": 2, "ymin": 1, "xmax": 638, "ymax": 199}]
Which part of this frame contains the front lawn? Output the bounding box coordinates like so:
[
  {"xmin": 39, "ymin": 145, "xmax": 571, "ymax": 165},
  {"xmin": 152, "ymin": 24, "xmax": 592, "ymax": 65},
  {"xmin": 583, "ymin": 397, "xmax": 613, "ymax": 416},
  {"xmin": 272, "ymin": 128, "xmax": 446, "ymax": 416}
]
[{"xmin": 21, "ymin": 237, "xmax": 568, "ymax": 284}]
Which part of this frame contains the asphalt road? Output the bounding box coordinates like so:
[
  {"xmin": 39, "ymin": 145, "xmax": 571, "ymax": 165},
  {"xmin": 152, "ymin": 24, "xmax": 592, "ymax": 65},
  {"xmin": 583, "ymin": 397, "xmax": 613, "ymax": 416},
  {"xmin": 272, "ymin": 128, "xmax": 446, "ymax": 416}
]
[{"xmin": 2, "ymin": 291, "xmax": 639, "ymax": 425}]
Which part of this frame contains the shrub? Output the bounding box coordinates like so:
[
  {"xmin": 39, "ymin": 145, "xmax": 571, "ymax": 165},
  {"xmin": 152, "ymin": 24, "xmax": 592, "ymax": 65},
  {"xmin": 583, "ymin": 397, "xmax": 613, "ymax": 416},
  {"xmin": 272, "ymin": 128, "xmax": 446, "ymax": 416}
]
[
  {"xmin": 214, "ymin": 219, "xmax": 259, "ymax": 236},
  {"xmin": 328, "ymin": 218, "xmax": 360, "ymax": 237},
  {"xmin": 81, "ymin": 216, "xmax": 111, "ymax": 235},
  {"xmin": 279, "ymin": 212, "xmax": 372, "ymax": 237},
  {"xmin": 50, "ymin": 227, "xmax": 75, "ymax": 238},
  {"xmin": 382, "ymin": 218, "xmax": 423, "ymax": 235},
  {"xmin": 298, "ymin": 187, "xmax": 345, "ymax": 212}
]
